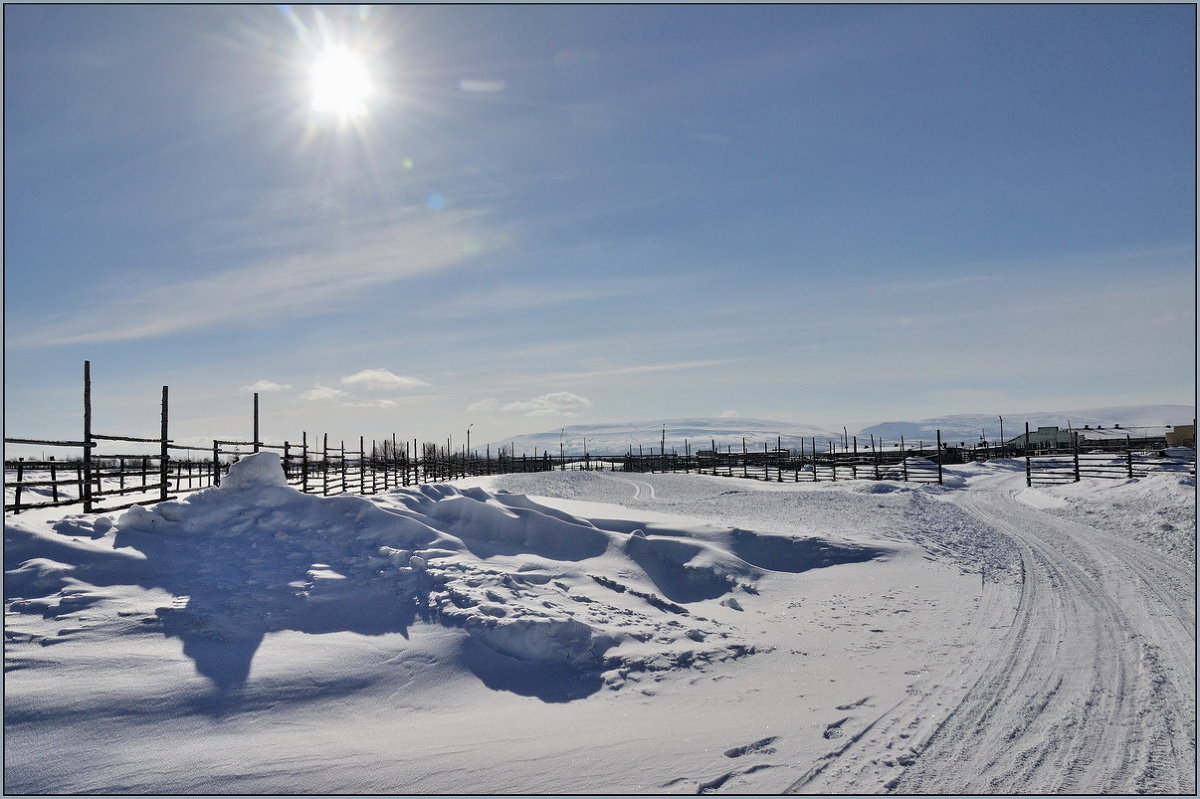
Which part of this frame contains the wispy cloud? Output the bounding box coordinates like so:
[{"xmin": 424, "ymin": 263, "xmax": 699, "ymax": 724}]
[
  {"xmin": 505, "ymin": 359, "xmax": 733, "ymax": 388},
  {"xmin": 335, "ymin": 398, "xmax": 398, "ymax": 409},
  {"xmin": 340, "ymin": 368, "xmax": 428, "ymax": 391},
  {"xmin": 468, "ymin": 392, "xmax": 594, "ymax": 417},
  {"xmin": 423, "ymin": 285, "xmax": 632, "ymax": 318},
  {"xmin": 21, "ymin": 207, "xmax": 504, "ymax": 346},
  {"xmin": 300, "ymin": 384, "xmax": 348, "ymax": 401},
  {"xmin": 239, "ymin": 379, "xmax": 292, "ymax": 393}
]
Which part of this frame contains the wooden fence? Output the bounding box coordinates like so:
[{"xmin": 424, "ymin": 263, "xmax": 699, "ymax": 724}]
[
  {"xmin": 1021, "ymin": 423, "xmax": 1196, "ymax": 486},
  {"xmin": 4, "ymin": 362, "xmax": 1194, "ymax": 515},
  {"xmin": 615, "ymin": 434, "xmax": 946, "ymax": 484},
  {"xmin": 2, "ymin": 362, "xmax": 565, "ymax": 514}
]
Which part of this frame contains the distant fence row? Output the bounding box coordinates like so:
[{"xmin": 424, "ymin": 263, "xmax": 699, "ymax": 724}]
[{"xmin": 4, "ymin": 362, "xmax": 1194, "ymax": 516}]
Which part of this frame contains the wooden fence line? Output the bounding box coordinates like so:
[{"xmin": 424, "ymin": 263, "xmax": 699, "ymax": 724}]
[
  {"xmin": 4, "ymin": 361, "xmax": 1193, "ymax": 515},
  {"xmin": 8, "ymin": 429, "xmax": 1193, "ymax": 515}
]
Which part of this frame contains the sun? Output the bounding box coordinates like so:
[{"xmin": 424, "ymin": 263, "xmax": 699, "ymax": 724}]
[{"xmin": 310, "ymin": 47, "xmax": 374, "ymax": 119}]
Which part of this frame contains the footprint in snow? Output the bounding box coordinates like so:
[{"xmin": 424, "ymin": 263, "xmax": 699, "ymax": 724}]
[
  {"xmin": 723, "ymin": 735, "xmax": 779, "ymax": 758},
  {"xmin": 823, "ymin": 717, "xmax": 850, "ymax": 739}
]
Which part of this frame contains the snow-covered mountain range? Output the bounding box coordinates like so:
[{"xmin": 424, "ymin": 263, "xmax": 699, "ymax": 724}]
[{"xmin": 492, "ymin": 405, "xmax": 1194, "ymax": 454}]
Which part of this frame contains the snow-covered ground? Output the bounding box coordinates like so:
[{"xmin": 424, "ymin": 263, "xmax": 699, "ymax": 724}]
[{"xmin": 4, "ymin": 452, "xmax": 1195, "ymax": 794}]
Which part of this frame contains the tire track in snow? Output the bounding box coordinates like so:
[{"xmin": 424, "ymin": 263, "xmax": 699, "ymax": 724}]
[
  {"xmin": 600, "ymin": 474, "xmax": 657, "ymax": 502},
  {"xmin": 891, "ymin": 472, "xmax": 1196, "ymax": 795}
]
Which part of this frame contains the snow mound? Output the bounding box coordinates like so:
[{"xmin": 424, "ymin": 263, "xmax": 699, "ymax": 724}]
[
  {"xmin": 6, "ymin": 466, "xmax": 881, "ymax": 701},
  {"xmin": 218, "ymin": 451, "xmax": 289, "ymax": 490}
]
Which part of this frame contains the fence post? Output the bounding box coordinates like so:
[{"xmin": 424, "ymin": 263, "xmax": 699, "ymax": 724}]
[
  {"xmin": 1072, "ymin": 432, "xmax": 1080, "ymax": 482},
  {"xmin": 299, "ymin": 432, "xmax": 308, "ymax": 493},
  {"xmin": 1126, "ymin": 435, "xmax": 1134, "ymax": 479},
  {"xmin": 15, "ymin": 458, "xmax": 24, "ymax": 513},
  {"xmin": 392, "ymin": 433, "xmax": 399, "ymax": 488},
  {"xmin": 830, "ymin": 440, "xmax": 837, "ymax": 481},
  {"xmin": 359, "ymin": 436, "xmax": 366, "ymax": 494},
  {"xmin": 83, "ymin": 360, "xmax": 94, "ymax": 513},
  {"xmin": 1024, "ymin": 423, "xmax": 1032, "ymax": 487},
  {"xmin": 323, "ymin": 434, "xmax": 330, "ymax": 496},
  {"xmin": 213, "ymin": 439, "xmax": 221, "ymax": 487},
  {"xmin": 49, "ymin": 456, "xmax": 59, "ymax": 503},
  {"xmin": 160, "ymin": 386, "xmax": 169, "ymax": 502},
  {"xmin": 901, "ymin": 436, "xmax": 909, "ymax": 482},
  {"xmin": 852, "ymin": 436, "xmax": 858, "ymax": 480},
  {"xmin": 253, "ymin": 392, "xmax": 260, "ymax": 453},
  {"xmin": 936, "ymin": 430, "xmax": 944, "ymax": 485}
]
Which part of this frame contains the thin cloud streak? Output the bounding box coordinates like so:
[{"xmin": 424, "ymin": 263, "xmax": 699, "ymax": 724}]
[
  {"xmin": 502, "ymin": 359, "xmax": 735, "ymax": 388},
  {"xmin": 468, "ymin": 391, "xmax": 594, "ymax": 417},
  {"xmin": 422, "ymin": 285, "xmax": 633, "ymax": 318},
  {"xmin": 19, "ymin": 208, "xmax": 502, "ymax": 347},
  {"xmin": 340, "ymin": 368, "xmax": 428, "ymax": 390},
  {"xmin": 239, "ymin": 379, "xmax": 292, "ymax": 393}
]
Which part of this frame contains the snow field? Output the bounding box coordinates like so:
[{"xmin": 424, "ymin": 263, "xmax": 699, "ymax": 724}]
[{"xmin": 4, "ymin": 453, "xmax": 1195, "ymax": 793}]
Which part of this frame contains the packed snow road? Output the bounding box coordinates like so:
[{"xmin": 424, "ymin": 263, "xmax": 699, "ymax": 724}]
[{"xmin": 891, "ymin": 469, "xmax": 1196, "ymax": 795}]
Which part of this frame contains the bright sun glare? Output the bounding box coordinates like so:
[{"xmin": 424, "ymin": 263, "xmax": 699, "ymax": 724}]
[{"xmin": 310, "ymin": 47, "xmax": 374, "ymax": 119}]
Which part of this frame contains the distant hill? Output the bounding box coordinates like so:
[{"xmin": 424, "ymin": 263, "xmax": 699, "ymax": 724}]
[
  {"xmin": 490, "ymin": 405, "xmax": 1194, "ymax": 455},
  {"xmin": 859, "ymin": 404, "xmax": 1195, "ymax": 446},
  {"xmin": 489, "ymin": 417, "xmax": 843, "ymax": 456}
]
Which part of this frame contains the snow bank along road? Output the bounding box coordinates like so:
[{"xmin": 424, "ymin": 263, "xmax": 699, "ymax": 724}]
[{"xmin": 4, "ymin": 455, "xmax": 1194, "ymax": 794}]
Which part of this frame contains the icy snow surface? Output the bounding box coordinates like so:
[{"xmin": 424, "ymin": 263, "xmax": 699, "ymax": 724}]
[{"xmin": 4, "ymin": 454, "xmax": 1195, "ymax": 794}]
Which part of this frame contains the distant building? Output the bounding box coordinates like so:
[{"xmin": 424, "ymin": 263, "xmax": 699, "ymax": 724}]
[
  {"xmin": 1165, "ymin": 424, "xmax": 1196, "ymax": 448},
  {"xmin": 1007, "ymin": 424, "xmax": 1171, "ymax": 451},
  {"xmin": 1007, "ymin": 426, "xmax": 1075, "ymax": 450}
]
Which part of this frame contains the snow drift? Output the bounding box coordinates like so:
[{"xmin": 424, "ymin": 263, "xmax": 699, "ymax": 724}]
[{"xmin": 6, "ymin": 453, "xmax": 884, "ymax": 703}]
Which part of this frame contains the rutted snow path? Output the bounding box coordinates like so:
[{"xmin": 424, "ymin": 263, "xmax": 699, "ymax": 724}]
[{"xmin": 890, "ymin": 471, "xmax": 1196, "ymax": 795}]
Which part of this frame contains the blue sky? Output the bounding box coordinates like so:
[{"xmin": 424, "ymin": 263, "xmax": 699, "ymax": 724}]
[{"xmin": 4, "ymin": 4, "xmax": 1195, "ymax": 450}]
